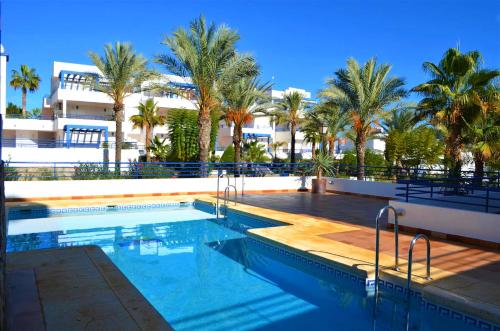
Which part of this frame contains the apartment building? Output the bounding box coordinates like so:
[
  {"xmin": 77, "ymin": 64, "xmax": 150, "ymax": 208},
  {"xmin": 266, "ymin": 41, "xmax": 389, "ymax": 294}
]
[{"xmin": 1, "ymin": 61, "xmax": 320, "ymax": 163}]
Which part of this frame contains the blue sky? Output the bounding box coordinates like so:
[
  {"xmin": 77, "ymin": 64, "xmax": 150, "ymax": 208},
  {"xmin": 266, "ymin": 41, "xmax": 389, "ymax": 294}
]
[{"xmin": 3, "ymin": 0, "xmax": 500, "ymax": 110}]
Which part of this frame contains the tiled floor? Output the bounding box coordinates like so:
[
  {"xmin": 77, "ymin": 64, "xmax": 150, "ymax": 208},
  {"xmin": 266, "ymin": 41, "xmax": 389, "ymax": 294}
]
[{"xmin": 7, "ymin": 246, "xmax": 172, "ymax": 331}]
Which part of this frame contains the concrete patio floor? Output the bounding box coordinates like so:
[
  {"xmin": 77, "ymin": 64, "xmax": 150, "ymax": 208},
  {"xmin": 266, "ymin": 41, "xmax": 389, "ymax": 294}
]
[{"xmin": 6, "ymin": 246, "xmax": 172, "ymax": 331}]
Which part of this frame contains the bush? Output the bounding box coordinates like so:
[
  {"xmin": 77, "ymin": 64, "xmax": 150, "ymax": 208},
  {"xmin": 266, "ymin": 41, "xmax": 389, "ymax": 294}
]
[
  {"xmin": 127, "ymin": 162, "xmax": 175, "ymax": 179},
  {"xmin": 72, "ymin": 163, "xmax": 118, "ymax": 180},
  {"xmin": 220, "ymin": 145, "xmax": 235, "ymax": 163}
]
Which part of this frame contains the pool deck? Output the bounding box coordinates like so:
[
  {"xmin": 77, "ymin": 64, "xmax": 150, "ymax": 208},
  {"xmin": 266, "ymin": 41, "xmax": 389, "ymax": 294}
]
[
  {"xmin": 6, "ymin": 246, "xmax": 172, "ymax": 331},
  {"xmin": 6, "ymin": 192, "xmax": 500, "ymax": 326}
]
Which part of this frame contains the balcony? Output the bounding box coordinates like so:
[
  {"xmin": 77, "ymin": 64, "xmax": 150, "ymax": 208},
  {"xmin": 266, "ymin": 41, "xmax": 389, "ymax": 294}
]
[{"xmin": 2, "ymin": 138, "xmax": 144, "ymax": 149}]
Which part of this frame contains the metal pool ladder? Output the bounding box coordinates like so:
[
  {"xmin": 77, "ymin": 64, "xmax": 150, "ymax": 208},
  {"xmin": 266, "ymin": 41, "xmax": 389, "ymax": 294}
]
[
  {"xmin": 406, "ymin": 234, "xmax": 432, "ymax": 298},
  {"xmin": 374, "ymin": 206, "xmax": 401, "ymax": 298},
  {"xmin": 216, "ymin": 172, "xmax": 230, "ymax": 219},
  {"xmin": 220, "ymin": 185, "xmax": 237, "ymax": 217}
]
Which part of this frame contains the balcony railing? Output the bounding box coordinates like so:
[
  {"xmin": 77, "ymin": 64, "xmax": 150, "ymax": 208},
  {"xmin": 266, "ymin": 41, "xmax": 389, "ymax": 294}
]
[
  {"xmin": 60, "ymin": 113, "xmax": 114, "ymax": 121},
  {"xmin": 2, "ymin": 139, "xmax": 143, "ymax": 149},
  {"xmin": 5, "ymin": 113, "xmax": 114, "ymax": 121},
  {"xmin": 5, "ymin": 114, "xmax": 55, "ymax": 120}
]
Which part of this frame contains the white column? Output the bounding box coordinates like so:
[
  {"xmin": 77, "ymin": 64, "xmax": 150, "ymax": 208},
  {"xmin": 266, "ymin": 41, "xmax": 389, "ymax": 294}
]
[{"xmin": 62, "ymin": 99, "xmax": 67, "ymax": 117}]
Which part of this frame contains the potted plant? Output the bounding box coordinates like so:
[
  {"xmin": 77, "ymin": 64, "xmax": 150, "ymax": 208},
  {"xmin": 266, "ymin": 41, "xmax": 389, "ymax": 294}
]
[{"xmin": 311, "ymin": 152, "xmax": 334, "ymax": 194}]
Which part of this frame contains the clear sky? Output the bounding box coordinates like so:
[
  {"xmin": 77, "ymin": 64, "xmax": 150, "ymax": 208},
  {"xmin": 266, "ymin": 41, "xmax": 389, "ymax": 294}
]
[{"xmin": 3, "ymin": 0, "xmax": 500, "ymax": 110}]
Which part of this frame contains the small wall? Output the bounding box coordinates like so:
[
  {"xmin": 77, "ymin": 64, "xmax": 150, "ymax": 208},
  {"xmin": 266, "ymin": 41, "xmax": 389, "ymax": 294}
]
[
  {"xmin": 5, "ymin": 176, "xmax": 312, "ymax": 200},
  {"xmin": 389, "ymin": 200, "xmax": 500, "ymax": 244},
  {"xmin": 326, "ymin": 177, "xmax": 398, "ymax": 199}
]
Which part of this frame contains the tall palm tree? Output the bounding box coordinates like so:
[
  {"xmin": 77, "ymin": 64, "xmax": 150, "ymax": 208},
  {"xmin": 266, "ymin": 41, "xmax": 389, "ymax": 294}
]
[
  {"xmin": 412, "ymin": 48, "xmax": 500, "ymax": 177},
  {"xmin": 130, "ymin": 99, "xmax": 166, "ymax": 162},
  {"xmin": 89, "ymin": 42, "xmax": 151, "ymax": 165},
  {"xmin": 157, "ymin": 15, "xmax": 257, "ymax": 165},
  {"xmin": 321, "ymin": 58, "xmax": 406, "ymax": 179},
  {"xmin": 273, "ymin": 91, "xmax": 305, "ymax": 164},
  {"xmin": 220, "ymin": 77, "xmax": 272, "ymax": 163},
  {"xmin": 10, "ymin": 64, "xmax": 41, "ymax": 116}
]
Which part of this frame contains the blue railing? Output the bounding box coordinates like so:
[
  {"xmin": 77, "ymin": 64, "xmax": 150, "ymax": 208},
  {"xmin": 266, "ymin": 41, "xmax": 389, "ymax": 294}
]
[
  {"xmin": 5, "ymin": 113, "xmax": 114, "ymax": 121},
  {"xmin": 3, "ymin": 161, "xmax": 499, "ymax": 184},
  {"xmin": 2, "ymin": 161, "xmax": 312, "ymax": 181},
  {"xmin": 2, "ymin": 139, "xmax": 144, "ymax": 149},
  {"xmin": 396, "ymin": 177, "xmax": 500, "ymax": 213}
]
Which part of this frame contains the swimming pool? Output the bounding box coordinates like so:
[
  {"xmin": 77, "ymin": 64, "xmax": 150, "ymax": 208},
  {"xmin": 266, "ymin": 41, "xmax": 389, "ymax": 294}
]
[{"xmin": 7, "ymin": 203, "xmax": 498, "ymax": 331}]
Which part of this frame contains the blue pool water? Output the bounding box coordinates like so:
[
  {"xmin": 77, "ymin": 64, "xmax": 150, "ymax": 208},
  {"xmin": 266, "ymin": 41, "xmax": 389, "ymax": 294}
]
[{"xmin": 7, "ymin": 205, "xmax": 497, "ymax": 331}]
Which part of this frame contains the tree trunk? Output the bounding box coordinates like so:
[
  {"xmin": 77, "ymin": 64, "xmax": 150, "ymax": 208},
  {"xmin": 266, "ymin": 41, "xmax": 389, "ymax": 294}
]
[
  {"xmin": 233, "ymin": 125, "xmax": 242, "ymax": 164},
  {"xmin": 473, "ymin": 151, "xmax": 484, "ymax": 185},
  {"xmin": 198, "ymin": 105, "xmax": 211, "ymax": 176},
  {"xmin": 21, "ymin": 89, "xmax": 27, "ymax": 117},
  {"xmin": 328, "ymin": 135, "xmax": 334, "ymax": 157},
  {"xmin": 114, "ymin": 103, "xmax": 124, "ymax": 172},
  {"xmin": 311, "ymin": 141, "xmax": 316, "ymax": 159},
  {"xmin": 145, "ymin": 124, "xmax": 151, "ymax": 162},
  {"xmin": 355, "ymin": 134, "xmax": 366, "ymax": 180},
  {"xmin": 290, "ymin": 123, "xmax": 296, "ymax": 164},
  {"xmin": 446, "ymin": 127, "xmax": 462, "ymax": 178}
]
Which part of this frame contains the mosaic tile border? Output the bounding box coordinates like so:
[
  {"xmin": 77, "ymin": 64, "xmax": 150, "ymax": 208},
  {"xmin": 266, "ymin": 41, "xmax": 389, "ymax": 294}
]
[
  {"xmin": 8, "ymin": 202, "xmax": 193, "ymax": 220},
  {"xmin": 247, "ymin": 236, "xmax": 500, "ymax": 330}
]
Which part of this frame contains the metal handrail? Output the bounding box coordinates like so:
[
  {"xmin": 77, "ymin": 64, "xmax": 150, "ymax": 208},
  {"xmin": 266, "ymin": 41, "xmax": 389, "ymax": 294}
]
[
  {"xmin": 216, "ymin": 171, "xmax": 230, "ymax": 219},
  {"xmin": 220, "ymin": 185, "xmax": 237, "ymax": 218},
  {"xmin": 406, "ymin": 234, "xmax": 432, "ymax": 298},
  {"xmin": 374, "ymin": 206, "xmax": 400, "ymax": 299}
]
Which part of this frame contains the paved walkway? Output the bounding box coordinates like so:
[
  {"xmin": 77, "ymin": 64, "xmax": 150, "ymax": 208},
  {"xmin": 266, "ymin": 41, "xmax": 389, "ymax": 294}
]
[{"xmin": 7, "ymin": 246, "xmax": 172, "ymax": 331}]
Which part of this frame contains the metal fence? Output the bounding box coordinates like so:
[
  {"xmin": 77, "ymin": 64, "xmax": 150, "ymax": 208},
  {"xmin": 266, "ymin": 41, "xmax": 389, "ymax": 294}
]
[
  {"xmin": 3, "ymin": 161, "xmax": 499, "ymax": 183},
  {"xmin": 2, "ymin": 162, "xmax": 312, "ymax": 181},
  {"xmin": 397, "ymin": 177, "xmax": 500, "ymax": 213}
]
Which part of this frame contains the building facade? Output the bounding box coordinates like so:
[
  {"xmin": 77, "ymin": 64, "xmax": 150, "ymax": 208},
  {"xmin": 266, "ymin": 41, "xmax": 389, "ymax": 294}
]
[{"xmin": 1, "ymin": 60, "xmax": 385, "ymax": 163}]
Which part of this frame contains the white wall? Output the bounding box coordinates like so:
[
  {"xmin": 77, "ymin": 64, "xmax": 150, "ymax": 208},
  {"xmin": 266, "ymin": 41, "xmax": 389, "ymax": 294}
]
[
  {"xmin": 326, "ymin": 177, "xmax": 398, "ymax": 198},
  {"xmin": 390, "ymin": 200, "xmax": 500, "ymax": 243},
  {"xmin": 5, "ymin": 176, "xmax": 312, "ymax": 199}
]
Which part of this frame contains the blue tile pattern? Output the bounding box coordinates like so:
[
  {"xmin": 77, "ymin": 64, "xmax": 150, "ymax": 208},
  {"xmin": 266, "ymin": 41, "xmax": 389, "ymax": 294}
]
[
  {"xmin": 247, "ymin": 236, "xmax": 500, "ymax": 330},
  {"xmin": 8, "ymin": 202, "xmax": 193, "ymax": 220}
]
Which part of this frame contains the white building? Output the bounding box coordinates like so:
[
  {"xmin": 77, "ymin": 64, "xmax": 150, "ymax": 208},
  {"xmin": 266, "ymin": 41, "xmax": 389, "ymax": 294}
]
[{"xmin": 1, "ymin": 61, "xmax": 320, "ymax": 163}]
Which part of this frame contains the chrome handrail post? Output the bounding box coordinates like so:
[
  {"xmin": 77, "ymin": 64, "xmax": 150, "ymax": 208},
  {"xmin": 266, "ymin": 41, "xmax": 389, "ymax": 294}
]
[
  {"xmin": 406, "ymin": 234, "xmax": 432, "ymax": 299},
  {"xmin": 374, "ymin": 206, "xmax": 400, "ymax": 299}
]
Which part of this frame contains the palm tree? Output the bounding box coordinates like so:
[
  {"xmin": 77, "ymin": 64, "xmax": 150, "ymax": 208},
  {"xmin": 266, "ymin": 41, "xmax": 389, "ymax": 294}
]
[
  {"xmin": 412, "ymin": 48, "xmax": 500, "ymax": 177},
  {"xmin": 273, "ymin": 91, "xmax": 305, "ymax": 164},
  {"xmin": 130, "ymin": 99, "xmax": 166, "ymax": 162},
  {"xmin": 270, "ymin": 141, "xmax": 287, "ymax": 161},
  {"xmin": 89, "ymin": 42, "xmax": 151, "ymax": 165},
  {"xmin": 316, "ymin": 102, "xmax": 349, "ymax": 157},
  {"xmin": 10, "ymin": 64, "xmax": 41, "ymax": 117},
  {"xmin": 221, "ymin": 77, "xmax": 272, "ymax": 163},
  {"xmin": 321, "ymin": 58, "xmax": 406, "ymax": 180},
  {"xmin": 463, "ymin": 84, "xmax": 500, "ymax": 180},
  {"xmin": 302, "ymin": 109, "xmax": 323, "ymax": 158},
  {"xmin": 157, "ymin": 15, "xmax": 257, "ymax": 165},
  {"xmin": 381, "ymin": 106, "xmax": 417, "ymax": 134}
]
